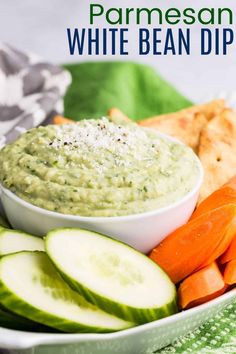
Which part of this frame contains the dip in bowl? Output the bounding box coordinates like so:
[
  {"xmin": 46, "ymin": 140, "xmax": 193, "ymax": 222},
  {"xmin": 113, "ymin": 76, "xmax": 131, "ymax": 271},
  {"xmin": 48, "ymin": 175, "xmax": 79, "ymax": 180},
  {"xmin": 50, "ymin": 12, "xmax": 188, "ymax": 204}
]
[{"xmin": 0, "ymin": 118, "xmax": 203, "ymax": 252}]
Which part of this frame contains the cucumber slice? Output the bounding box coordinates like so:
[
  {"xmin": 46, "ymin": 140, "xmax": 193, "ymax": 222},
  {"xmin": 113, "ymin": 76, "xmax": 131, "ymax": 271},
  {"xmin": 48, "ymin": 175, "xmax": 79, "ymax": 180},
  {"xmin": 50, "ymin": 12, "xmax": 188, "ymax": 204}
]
[
  {"xmin": 0, "ymin": 230, "xmax": 44, "ymax": 255},
  {"xmin": 0, "ymin": 305, "xmax": 38, "ymax": 331},
  {"xmin": 0, "ymin": 304, "xmax": 54, "ymax": 332},
  {"xmin": 0, "ymin": 215, "xmax": 10, "ymax": 229},
  {"xmin": 0, "ymin": 252, "xmax": 133, "ymax": 333},
  {"xmin": 46, "ymin": 229, "xmax": 177, "ymax": 324}
]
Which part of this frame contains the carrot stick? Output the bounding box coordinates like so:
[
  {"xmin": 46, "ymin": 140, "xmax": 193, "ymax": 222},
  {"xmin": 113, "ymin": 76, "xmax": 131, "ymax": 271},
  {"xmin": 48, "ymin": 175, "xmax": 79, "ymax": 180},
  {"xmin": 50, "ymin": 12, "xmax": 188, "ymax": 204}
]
[
  {"xmin": 192, "ymin": 176, "xmax": 236, "ymax": 266},
  {"xmin": 192, "ymin": 175, "xmax": 236, "ymax": 219},
  {"xmin": 53, "ymin": 115, "xmax": 75, "ymax": 125},
  {"xmin": 178, "ymin": 262, "xmax": 226, "ymax": 310},
  {"xmin": 199, "ymin": 216, "xmax": 236, "ymax": 269},
  {"xmin": 149, "ymin": 204, "xmax": 236, "ymax": 284},
  {"xmin": 224, "ymin": 259, "xmax": 236, "ymax": 285},
  {"xmin": 220, "ymin": 237, "xmax": 236, "ymax": 264}
]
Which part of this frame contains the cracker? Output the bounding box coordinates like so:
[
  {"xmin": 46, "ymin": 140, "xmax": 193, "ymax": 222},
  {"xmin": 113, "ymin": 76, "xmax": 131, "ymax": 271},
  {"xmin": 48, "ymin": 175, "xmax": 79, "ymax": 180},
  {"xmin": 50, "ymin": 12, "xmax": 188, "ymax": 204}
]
[
  {"xmin": 107, "ymin": 108, "xmax": 131, "ymax": 125},
  {"xmin": 198, "ymin": 109, "xmax": 236, "ymax": 202},
  {"xmin": 139, "ymin": 100, "xmax": 226, "ymax": 151}
]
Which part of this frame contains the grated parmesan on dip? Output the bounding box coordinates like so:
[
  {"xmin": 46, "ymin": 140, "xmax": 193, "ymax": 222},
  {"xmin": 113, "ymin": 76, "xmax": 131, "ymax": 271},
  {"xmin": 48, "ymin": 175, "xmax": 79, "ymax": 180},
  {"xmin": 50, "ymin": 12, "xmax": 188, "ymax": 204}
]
[{"xmin": 0, "ymin": 118, "xmax": 200, "ymax": 217}]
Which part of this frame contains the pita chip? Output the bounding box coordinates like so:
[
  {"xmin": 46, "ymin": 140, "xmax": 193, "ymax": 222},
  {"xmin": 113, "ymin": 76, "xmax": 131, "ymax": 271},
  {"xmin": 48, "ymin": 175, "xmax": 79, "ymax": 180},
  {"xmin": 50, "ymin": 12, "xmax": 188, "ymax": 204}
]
[
  {"xmin": 198, "ymin": 109, "xmax": 236, "ymax": 202},
  {"xmin": 139, "ymin": 100, "xmax": 226, "ymax": 151}
]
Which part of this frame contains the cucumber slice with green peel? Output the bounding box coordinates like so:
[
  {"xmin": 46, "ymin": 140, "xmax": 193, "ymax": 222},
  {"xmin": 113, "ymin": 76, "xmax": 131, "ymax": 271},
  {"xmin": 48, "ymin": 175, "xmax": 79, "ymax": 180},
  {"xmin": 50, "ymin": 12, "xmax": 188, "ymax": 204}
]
[
  {"xmin": 0, "ymin": 252, "xmax": 134, "ymax": 333},
  {"xmin": 0, "ymin": 306, "xmax": 38, "ymax": 331},
  {"xmin": 0, "ymin": 216, "xmax": 10, "ymax": 229},
  {"xmin": 46, "ymin": 229, "xmax": 178, "ymax": 324},
  {"xmin": 0, "ymin": 304, "xmax": 54, "ymax": 332},
  {"xmin": 0, "ymin": 230, "xmax": 44, "ymax": 255}
]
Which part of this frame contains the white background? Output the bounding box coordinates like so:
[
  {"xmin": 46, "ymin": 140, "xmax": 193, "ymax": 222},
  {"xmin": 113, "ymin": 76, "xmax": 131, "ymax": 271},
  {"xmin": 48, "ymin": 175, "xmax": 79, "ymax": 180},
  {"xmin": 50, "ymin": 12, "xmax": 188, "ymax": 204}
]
[{"xmin": 1, "ymin": 0, "xmax": 236, "ymax": 102}]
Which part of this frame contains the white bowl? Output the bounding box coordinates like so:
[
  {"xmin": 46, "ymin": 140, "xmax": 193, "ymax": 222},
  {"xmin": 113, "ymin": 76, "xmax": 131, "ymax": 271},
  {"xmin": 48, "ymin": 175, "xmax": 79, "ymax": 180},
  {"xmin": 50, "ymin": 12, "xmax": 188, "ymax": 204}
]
[
  {"xmin": 0, "ymin": 152, "xmax": 203, "ymax": 254},
  {"xmin": 0, "ymin": 130, "xmax": 203, "ymax": 253}
]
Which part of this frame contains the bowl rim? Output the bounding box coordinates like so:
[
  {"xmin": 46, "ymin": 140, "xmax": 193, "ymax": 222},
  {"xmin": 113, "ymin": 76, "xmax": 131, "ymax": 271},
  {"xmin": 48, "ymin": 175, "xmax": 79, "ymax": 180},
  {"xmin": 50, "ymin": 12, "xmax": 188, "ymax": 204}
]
[{"xmin": 0, "ymin": 131, "xmax": 204, "ymax": 223}]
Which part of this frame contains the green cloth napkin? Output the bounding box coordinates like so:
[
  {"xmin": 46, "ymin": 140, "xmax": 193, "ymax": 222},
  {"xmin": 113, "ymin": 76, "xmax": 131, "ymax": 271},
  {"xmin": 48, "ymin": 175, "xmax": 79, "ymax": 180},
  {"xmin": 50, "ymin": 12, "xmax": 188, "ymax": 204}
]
[
  {"xmin": 158, "ymin": 302, "xmax": 236, "ymax": 353},
  {"xmin": 63, "ymin": 61, "xmax": 191, "ymax": 120},
  {"xmin": 63, "ymin": 61, "xmax": 236, "ymax": 353}
]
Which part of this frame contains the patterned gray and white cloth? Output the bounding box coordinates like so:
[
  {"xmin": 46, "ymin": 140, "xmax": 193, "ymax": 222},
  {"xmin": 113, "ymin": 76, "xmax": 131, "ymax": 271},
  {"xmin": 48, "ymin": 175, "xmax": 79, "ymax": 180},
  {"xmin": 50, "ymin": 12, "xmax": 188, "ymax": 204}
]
[{"xmin": 0, "ymin": 43, "xmax": 71, "ymax": 147}]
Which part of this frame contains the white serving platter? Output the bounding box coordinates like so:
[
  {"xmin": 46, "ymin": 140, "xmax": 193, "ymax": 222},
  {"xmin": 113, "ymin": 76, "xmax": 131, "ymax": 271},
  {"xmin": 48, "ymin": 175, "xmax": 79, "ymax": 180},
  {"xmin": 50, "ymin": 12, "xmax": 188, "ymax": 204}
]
[{"xmin": 0, "ymin": 92, "xmax": 236, "ymax": 353}]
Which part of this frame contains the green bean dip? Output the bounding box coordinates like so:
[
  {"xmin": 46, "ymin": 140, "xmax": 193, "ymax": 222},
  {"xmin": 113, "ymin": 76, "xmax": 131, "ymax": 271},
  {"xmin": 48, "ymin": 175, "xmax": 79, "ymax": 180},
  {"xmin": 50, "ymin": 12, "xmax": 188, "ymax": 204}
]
[{"xmin": 0, "ymin": 118, "xmax": 200, "ymax": 217}]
